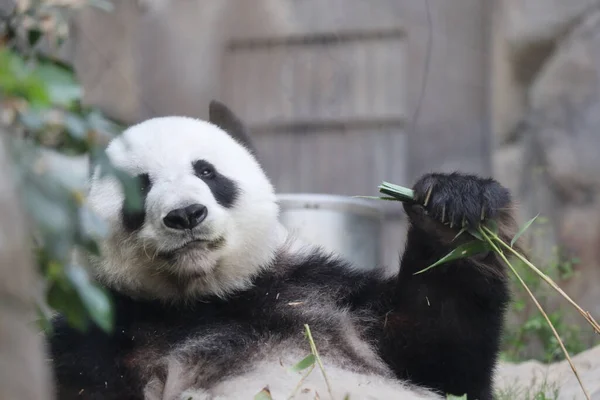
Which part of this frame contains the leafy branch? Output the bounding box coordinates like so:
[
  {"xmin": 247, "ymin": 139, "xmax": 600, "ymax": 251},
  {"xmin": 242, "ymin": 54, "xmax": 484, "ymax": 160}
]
[{"xmin": 1, "ymin": 0, "xmax": 141, "ymax": 334}]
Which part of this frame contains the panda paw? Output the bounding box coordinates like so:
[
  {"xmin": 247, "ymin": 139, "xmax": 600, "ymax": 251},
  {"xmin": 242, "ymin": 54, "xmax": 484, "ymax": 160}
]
[{"xmin": 404, "ymin": 172, "xmax": 512, "ymax": 234}]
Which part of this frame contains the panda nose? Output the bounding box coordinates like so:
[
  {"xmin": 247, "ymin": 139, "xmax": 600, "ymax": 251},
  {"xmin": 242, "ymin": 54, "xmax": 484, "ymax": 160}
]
[{"xmin": 163, "ymin": 204, "xmax": 208, "ymax": 230}]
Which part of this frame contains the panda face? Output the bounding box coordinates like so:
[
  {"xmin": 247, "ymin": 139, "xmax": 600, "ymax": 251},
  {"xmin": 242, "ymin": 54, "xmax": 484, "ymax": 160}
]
[{"xmin": 87, "ymin": 113, "xmax": 285, "ymax": 301}]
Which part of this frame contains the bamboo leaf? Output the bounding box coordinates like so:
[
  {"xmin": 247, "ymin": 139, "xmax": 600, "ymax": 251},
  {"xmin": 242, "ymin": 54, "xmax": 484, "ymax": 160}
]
[
  {"xmin": 254, "ymin": 386, "xmax": 273, "ymax": 400},
  {"xmin": 64, "ymin": 264, "xmax": 114, "ymax": 333},
  {"xmin": 290, "ymin": 354, "xmax": 316, "ymax": 372},
  {"xmin": 485, "ymin": 219, "xmax": 498, "ymax": 236},
  {"xmin": 414, "ymin": 241, "xmax": 491, "ymax": 275},
  {"xmin": 467, "ymin": 227, "xmax": 484, "ymax": 241},
  {"xmin": 452, "ymin": 227, "xmax": 467, "ymax": 242},
  {"xmin": 511, "ymin": 214, "xmax": 539, "ymax": 247}
]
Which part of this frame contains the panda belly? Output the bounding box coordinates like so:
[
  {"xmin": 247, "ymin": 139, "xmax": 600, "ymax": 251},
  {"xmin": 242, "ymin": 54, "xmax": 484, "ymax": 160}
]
[{"xmin": 181, "ymin": 347, "xmax": 442, "ymax": 400}]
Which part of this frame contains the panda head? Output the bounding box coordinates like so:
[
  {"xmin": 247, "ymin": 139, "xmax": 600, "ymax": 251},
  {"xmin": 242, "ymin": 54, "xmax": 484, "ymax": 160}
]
[{"xmin": 87, "ymin": 101, "xmax": 285, "ymax": 302}]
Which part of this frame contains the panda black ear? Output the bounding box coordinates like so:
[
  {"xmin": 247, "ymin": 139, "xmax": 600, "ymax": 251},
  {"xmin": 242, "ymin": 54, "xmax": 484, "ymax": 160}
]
[{"xmin": 208, "ymin": 100, "xmax": 256, "ymax": 154}]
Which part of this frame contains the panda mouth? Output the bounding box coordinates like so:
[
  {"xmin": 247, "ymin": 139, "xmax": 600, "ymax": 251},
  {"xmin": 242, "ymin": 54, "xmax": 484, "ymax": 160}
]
[{"xmin": 161, "ymin": 236, "xmax": 226, "ymax": 256}]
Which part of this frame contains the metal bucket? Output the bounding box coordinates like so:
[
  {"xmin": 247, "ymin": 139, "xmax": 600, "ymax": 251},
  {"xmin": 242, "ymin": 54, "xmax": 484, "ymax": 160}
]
[{"xmin": 276, "ymin": 194, "xmax": 383, "ymax": 269}]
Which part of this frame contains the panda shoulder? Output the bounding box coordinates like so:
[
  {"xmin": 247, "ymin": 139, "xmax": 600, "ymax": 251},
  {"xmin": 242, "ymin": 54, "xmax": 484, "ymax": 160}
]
[{"xmin": 271, "ymin": 244, "xmax": 389, "ymax": 291}]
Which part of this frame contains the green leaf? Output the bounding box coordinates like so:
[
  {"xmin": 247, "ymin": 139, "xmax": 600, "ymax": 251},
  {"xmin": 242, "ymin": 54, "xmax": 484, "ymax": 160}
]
[
  {"xmin": 290, "ymin": 354, "xmax": 316, "ymax": 372},
  {"xmin": 36, "ymin": 62, "xmax": 82, "ymax": 107},
  {"xmin": 0, "ymin": 49, "xmax": 50, "ymax": 106},
  {"xmin": 254, "ymin": 387, "xmax": 273, "ymax": 400},
  {"xmin": 35, "ymin": 304, "xmax": 54, "ymax": 334},
  {"xmin": 79, "ymin": 203, "xmax": 109, "ymax": 240},
  {"xmin": 414, "ymin": 241, "xmax": 491, "ymax": 275},
  {"xmin": 117, "ymin": 170, "xmax": 144, "ymax": 212},
  {"xmin": 86, "ymin": 110, "xmax": 122, "ymax": 138},
  {"xmin": 484, "ymin": 219, "xmax": 498, "ymax": 236},
  {"xmin": 64, "ymin": 113, "xmax": 89, "ymax": 140},
  {"xmin": 64, "ymin": 264, "xmax": 114, "ymax": 333},
  {"xmin": 18, "ymin": 109, "xmax": 47, "ymax": 131},
  {"xmin": 446, "ymin": 395, "xmax": 467, "ymax": 400},
  {"xmin": 78, "ymin": 237, "xmax": 101, "ymax": 256},
  {"xmin": 46, "ymin": 281, "xmax": 89, "ymax": 332},
  {"xmin": 467, "ymin": 227, "xmax": 484, "ymax": 241},
  {"xmin": 452, "ymin": 228, "xmax": 467, "ymax": 242},
  {"xmin": 27, "ymin": 29, "xmax": 43, "ymax": 47},
  {"xmin": 511, "ymin": 214, "xmax": 539, "ymax": 247},
  {"xmin": 92, "ymin": 148, "xmax": 143, "ymax": 212},
  {"xmin": 21, "ymin": 173, "xmax": 75, "ymax": 238}
]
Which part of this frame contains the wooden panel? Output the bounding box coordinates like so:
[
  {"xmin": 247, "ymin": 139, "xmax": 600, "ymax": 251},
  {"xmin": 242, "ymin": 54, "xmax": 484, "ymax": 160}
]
[
  {"xmin": 253, "ymin": 128, "xmax": 408, "ymax": 210},
  {"xmin": 221, "ymin": 29, "xmax": 408, "ymax": 128}
]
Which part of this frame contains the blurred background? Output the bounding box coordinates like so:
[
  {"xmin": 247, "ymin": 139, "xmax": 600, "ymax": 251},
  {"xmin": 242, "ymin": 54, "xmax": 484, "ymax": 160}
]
[
  {"xmin": 1, "ymin": 1, "xmax": 600, "ymax": 398},
  {"xmin": 66, "ymin": 0, "xmax": 600, "ymax": 344}
]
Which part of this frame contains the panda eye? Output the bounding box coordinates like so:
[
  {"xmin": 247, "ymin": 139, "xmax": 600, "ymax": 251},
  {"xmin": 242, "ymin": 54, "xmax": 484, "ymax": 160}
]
[
  {"xmin": 199, "ymin": 167, "xmax": 214, "ymax": 178},
  {"xmin": 193, "ymin": 160, "xmax": 216, "ymax": 179}
]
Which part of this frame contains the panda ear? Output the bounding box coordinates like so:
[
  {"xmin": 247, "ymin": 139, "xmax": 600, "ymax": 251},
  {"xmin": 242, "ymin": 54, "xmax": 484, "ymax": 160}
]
[{"xmin": 208, "ymin": 100, "xmax": 256, "ymax": 154}]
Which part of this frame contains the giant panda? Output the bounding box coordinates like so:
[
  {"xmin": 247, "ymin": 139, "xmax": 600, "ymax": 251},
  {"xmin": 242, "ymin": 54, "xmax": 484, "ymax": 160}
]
[{"xmin": 48, "ymin": 101, "xmax": 517, "ymax": 400}]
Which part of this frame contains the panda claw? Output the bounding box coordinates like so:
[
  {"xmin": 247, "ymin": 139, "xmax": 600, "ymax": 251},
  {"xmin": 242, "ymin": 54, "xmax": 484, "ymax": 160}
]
[{"xmin": 423, "ymin": 185, "xmax": 434, "ymax": 207}]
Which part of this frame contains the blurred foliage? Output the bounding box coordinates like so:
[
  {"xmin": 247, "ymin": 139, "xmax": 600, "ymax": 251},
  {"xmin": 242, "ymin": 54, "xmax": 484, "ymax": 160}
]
[
  {"xmin": 0, "ymin": 0, "xmax": 141, "ymax": 334},
  {"xmin": 500, "ymin": 236, "xmax": 598, "ymax": 363}
]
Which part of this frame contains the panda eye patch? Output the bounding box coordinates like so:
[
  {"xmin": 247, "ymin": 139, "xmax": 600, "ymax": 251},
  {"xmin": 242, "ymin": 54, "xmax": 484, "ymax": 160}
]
[{"xmin": 193, "ymin": 160, "xmax": 216, "ymax": 179}]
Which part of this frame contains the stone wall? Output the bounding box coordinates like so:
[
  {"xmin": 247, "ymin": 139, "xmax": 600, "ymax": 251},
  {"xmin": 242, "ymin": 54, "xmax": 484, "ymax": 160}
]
[{"xmin": 492, "ymin": 0, "xmax": 600, "ymax": 339}]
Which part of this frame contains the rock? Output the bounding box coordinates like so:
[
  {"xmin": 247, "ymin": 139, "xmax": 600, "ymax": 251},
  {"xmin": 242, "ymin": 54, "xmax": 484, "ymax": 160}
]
[
  {"xmin": 493, "ymin": 141, "xmax": 525, "ymax": 196},
  {"xmin": 495, "ymin": 344, "xmax": 600, "ymax": 399},
  {"xmin": 556, "ymin": 205, "xmax": 600, "ymax": 323},
  {"xmin": 518, "ymin": 9, "xmax": 600, "ymax": 326},
  {"xmin": 504, "ymin": 0, "xmax": 600, "ymax": 53}
]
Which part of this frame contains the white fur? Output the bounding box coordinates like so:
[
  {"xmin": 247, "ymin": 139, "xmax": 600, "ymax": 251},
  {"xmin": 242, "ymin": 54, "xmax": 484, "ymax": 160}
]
[
  {"xmin": 176, "ymin": 344, "xmax": 442, "ymax": 400},
  {"xmin": 87, "ymin": 116, "xmax": 286, "ymax": 301}
]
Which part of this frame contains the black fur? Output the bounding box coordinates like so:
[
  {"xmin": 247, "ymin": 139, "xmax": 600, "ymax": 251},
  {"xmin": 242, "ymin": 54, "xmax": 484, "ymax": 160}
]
[
  {"xmin": 192, "ymin": 160, "xmax": 239, "ymax": 208},
  {"xmin": 49, "ymin": 173, "xmax": 514, "ymax": 400},
  {"xmin": 208, "ymin": 100, "xmax": 256, "ymax": 154},
  {"xmin": 121, "ymin": 173, "xmax": 151, "ymax": 232}
]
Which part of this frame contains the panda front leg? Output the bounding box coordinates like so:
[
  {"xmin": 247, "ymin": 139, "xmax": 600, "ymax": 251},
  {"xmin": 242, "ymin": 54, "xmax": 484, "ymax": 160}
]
[{"xmin": 381, "ymin": 172, "xmax": 516, "ymax": 400}]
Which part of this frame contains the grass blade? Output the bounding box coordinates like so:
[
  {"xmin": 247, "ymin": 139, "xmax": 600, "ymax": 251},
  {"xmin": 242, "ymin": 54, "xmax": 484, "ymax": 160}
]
[
  {"xmin": 290, "ymin": 354, "xmax": 316, "ymax": 372},
  {"xmin": 304, "ymin": 324, "xmax": 334, "ymax": 400},
  {"xmin": 414, "ymin": 241, "xmax": 491, "ymax": 275},
  {"xmin": 511, "ymin": 214, "xmax": 539, "ymax": 247}
]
